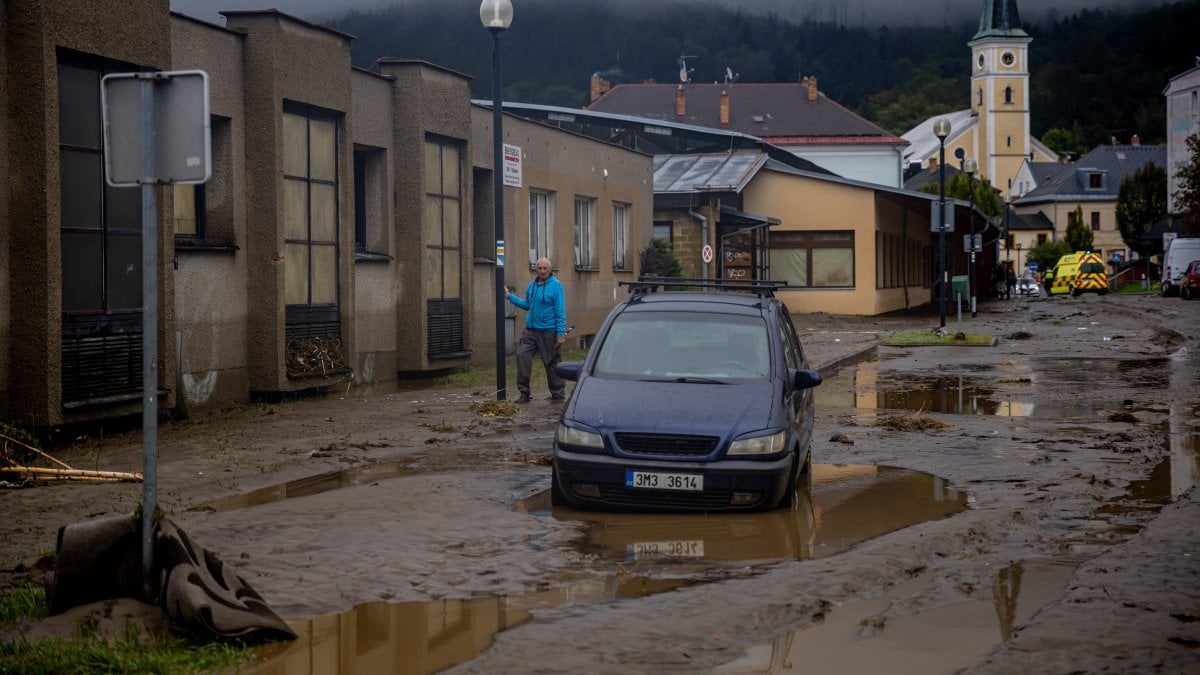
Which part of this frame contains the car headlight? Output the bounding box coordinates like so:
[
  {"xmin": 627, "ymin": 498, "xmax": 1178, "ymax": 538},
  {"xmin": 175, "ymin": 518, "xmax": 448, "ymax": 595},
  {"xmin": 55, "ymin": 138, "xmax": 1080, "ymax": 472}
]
[
  {"xmin": 727, "ymin": 430, "xmax": 786, "ymax": 456},
  {"xmin": 556, "ymin": 423, "xmax": 604, "ymax": 450}
]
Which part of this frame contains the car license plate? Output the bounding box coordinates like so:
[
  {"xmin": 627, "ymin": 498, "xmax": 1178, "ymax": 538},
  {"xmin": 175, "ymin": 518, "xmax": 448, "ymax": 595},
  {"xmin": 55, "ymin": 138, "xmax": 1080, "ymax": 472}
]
[
  {"xmin": 625, "ymin": 470, "xmax": 703, "ymax": 491},
  {"xmin": 630, "ymin": 540, "xmax": 705, "ymax": 558}
]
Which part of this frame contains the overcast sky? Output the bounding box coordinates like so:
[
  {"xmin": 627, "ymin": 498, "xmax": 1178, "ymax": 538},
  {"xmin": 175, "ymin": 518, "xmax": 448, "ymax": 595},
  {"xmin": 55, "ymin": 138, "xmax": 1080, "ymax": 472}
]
[{"xmin": 170, "ymin": 0, "xmax": 1156, "ymax": 29}]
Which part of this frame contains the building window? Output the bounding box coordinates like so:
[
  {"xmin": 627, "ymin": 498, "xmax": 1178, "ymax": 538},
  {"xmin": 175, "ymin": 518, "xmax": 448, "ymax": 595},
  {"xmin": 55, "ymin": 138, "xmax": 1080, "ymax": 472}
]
[
  {"xmin": 1007, "ymin": 135, "xmax": 1012, "ymax": 147},
  {"xmin": 1088, "ymin": 173, "xmax": 1103, "ymax": 189},
  {"xmin": 767, "ymin": 231, "xmax": 854, "ymax": 288},
  {"xmin": 1004, "ymin": 86, "xmax": 1013, "ymax": 104},
  {"xmin": 613, "ymin": 202, "xmax": 631, "ymax": 270},
  {"xmin": 1037, "ymin": 233, "xmax": 1047, "ymax": 245},
  {"xmin": 58, "ymin": 57, "xmax": 147, "ymax": 402},
  {"xmin": 353, "ymin": 146, "xmax": 387, "ymax": 255},
  {"xmin": 423, "ymin": 136, "xmax": 465, "ymax": 357},
  {"xmin": 529, "ymin": 190, "xmax": 555, "ymax": 265},
  {"xmin": 173, "ymin": 183, "xmax": 204, "ymax": 240},
  {"xmin": 1090, "ymin": 211, "xmax": 1101, "ymax": 231},
  {"xmin": 283, "ymin": 110, "xmax": 339, "ymax": 310},
  {"xmin": 977, "ymin": 88, "xmax": 983, "ymax": 106},
  {"xmin": 652, "ymin": 220, "xmax": 673, "ymax": 243},
  {"xmin": 574, "ymin": 196, "xmax": 597, "ymax": 269}
]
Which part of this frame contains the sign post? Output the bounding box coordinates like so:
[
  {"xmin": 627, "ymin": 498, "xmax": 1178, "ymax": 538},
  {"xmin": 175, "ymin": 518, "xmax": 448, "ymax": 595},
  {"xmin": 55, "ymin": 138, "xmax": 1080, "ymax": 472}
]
[{"xmin": 102, "ymin": 70, "xmax": 210, "ymax": 599}]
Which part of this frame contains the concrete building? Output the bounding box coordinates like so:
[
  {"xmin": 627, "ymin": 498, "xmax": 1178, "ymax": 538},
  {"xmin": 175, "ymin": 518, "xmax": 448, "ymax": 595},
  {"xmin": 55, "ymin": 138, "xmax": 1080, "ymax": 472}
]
[
  {"xmin": 1164, "ymin": 58, "xmax": 1200, "ymax": 216},
  {"xmin": 0, "ymin": 1, "xmax": 651, "ymax": 426}
]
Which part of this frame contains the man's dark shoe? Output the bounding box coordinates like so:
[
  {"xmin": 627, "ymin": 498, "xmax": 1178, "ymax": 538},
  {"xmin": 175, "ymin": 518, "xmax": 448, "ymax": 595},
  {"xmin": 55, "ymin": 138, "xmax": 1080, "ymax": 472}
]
[
  {"xmin": 547, "ymin": 395, "xmax": 566, "ymax": 401},
  {"xmin": 515, "ymin": 394, "xmax": 532, "ymax": 404}
]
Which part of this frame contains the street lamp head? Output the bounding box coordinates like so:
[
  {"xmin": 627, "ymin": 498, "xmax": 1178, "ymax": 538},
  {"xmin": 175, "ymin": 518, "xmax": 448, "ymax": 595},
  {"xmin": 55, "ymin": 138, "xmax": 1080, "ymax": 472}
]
[
  {"xmin": 964, "ymin": 157, "xmax": 977, "ymax": 176},
  {"xmin": 933, "ymin": 117, "xmax": 951, "ymax": 139},
  {"xmin": 480, "ymin": 0, "xmax": 514, "ymax": 31}
]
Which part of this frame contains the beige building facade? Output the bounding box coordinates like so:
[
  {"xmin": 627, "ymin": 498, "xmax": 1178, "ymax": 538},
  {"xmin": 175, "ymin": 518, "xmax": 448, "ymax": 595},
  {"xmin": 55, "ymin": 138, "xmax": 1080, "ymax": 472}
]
[{"xmin": 0, "ymin": 1, "xmax": 651, "ymax": 426}]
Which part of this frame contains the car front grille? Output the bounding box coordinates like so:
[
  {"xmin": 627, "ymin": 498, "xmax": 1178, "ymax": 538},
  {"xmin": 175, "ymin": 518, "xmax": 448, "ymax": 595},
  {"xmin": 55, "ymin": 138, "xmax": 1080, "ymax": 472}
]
[
  {"xmin": 595, "ymin": 485, "xmax": 736, "ymax": 510},
  {"xmin": 614, "ymin": 433, "xmax": 719, "ymax": 456}
]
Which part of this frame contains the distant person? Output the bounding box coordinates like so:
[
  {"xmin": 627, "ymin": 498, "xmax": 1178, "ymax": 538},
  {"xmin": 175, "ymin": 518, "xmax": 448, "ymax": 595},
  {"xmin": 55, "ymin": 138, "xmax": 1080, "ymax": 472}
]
[
  {"xmin": 503, "ymin": 257, "xmax": 567, "ymax": 403},
  {"xmin": 1006, "ymin": 263, "xmax": 1017, "ymax": 300}
]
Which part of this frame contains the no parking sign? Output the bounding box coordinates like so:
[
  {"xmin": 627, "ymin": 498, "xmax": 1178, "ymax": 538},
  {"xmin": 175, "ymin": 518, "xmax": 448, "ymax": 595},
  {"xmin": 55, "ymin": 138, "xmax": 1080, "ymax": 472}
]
[{"xmin": 701, "ymin": 245, "xmax": 713, "ymax": 264}]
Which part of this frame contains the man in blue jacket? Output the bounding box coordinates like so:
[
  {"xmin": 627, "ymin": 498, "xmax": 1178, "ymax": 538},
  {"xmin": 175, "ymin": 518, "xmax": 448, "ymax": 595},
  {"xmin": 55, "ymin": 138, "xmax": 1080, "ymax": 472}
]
[{"xmin": 503, "ymin": 257, "xmax": 567, "ymax": 403}]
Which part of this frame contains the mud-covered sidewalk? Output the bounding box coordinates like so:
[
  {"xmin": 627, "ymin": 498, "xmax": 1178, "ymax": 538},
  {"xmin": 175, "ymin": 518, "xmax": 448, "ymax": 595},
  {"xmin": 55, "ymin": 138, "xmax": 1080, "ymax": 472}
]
[{"xmin": 2, "ymin": 293, "xmax": 1198, "ymax": 674}]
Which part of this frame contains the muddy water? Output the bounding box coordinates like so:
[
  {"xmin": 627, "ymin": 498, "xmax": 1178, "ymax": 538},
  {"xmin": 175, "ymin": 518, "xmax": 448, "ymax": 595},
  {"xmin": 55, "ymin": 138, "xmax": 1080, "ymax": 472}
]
[{"xmin": 231, "ymin": 464, "xmax": 967, "ymax": 675}]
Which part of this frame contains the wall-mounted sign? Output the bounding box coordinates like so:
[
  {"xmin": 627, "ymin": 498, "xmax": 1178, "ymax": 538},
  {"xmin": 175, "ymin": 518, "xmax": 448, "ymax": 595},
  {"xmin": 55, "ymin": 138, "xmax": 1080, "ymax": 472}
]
[{"xmin": 503, "ymin": 143, "xmax": 522, "ymax": 188}]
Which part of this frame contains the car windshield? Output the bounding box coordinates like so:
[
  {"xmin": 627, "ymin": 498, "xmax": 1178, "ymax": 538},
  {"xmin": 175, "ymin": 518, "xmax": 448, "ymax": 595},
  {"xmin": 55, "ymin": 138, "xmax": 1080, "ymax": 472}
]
[{"xmin": 593, "ymin": 311, "xmax": 771, "ymax": 382}]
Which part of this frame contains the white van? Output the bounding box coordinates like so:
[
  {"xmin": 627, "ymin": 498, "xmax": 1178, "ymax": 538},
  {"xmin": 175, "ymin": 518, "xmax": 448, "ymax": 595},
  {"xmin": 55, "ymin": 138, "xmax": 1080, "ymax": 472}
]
[{"xmin": 1162, "ymin": 237, "xmax": 1200, "ymax": 296}]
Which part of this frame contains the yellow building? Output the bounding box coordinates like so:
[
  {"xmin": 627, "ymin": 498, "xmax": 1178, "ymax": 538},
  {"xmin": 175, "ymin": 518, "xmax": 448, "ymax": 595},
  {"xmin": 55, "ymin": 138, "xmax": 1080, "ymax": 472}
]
[{"xmin": 902, "ymin": 0, "xmax": 1059, "ymax": 201}]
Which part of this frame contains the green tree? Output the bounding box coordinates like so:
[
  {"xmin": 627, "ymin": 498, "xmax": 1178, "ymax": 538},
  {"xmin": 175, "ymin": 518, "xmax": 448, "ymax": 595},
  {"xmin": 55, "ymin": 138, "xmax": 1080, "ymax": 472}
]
[
  {"xmin": 1174, "ymin": 134, "xmax": 1200, "ymax": 236},
  {"xmin": 1041, "ymin": 123, "xmax": 1088, "ymax": 158},
  {"xmin": 639, "ymin": 238, "xmax": 684, "ymax": 278},
  {"xmin": 919, "ymin": 173, "xmax": 1002, "ymax": 218},
  {"xmin": 1115, "ymin": 161, "xmax": 1167, "ymax": 267},
  {"xmin": 1029, "ymin": 239, "xmax": 1073, "ymax": 277},
  {"xmin": 1065, "ymin": 205, "xmax": 1094, "ymax": 252}
]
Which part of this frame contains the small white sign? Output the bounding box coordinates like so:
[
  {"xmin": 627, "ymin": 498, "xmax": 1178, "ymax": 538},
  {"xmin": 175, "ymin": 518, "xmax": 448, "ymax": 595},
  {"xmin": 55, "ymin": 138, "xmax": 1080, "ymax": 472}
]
[
  {"xmin": 701, "ymin": 244, "xmax": 714, "ymax": 264},
  {"xmin": 503, "ymin": 143, "xmax": 522, "ymax": 188}
]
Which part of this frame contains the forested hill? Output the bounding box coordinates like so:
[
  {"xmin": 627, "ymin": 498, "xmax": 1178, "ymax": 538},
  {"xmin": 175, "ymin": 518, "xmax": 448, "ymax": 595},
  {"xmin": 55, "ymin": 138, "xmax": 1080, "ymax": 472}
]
[{"xmin": 328, "ymin": 0, "xmax": 1200, "ymax": 154}]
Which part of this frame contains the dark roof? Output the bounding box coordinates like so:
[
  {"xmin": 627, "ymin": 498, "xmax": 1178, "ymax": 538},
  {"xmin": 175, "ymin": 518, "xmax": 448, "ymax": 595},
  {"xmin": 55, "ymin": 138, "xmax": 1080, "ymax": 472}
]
[
  {"xmin": 492, "ymin": 100, "xmax": 834, "ymax": 176},
  {"xmin": 1015, "ymin": 144, "xmax": 1166, "ymax": 205},
  {"xmin": 903, "ymin": 164, "xmax": 964, "ymax": 192},
  {"xmin": 585, "ymin": 82, "xmax": 904, "ymax": 145},
  {"xmin": 1026, "ymin": 161, "xmax": 1062, "ymax": 186},
  {"xmin": 972, "ymin": 0, "xmax": 1028, "ymax": 40},
  {"xmin": 1005, "ymin": 208, "xmax": 1051, "ymax": 231}
]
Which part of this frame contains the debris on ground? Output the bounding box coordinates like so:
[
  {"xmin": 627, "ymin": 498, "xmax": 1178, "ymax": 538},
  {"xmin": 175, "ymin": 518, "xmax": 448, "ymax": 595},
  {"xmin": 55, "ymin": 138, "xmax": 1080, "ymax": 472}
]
[
  {"xmin": 0, "ymin": 433, "xmax": 142, "ymax": 484},
  {"xmin": 469, "ymin": 399, "xmax": 519, "ymax": 418},
  {"xmin": 875, "ymin": 414, "xmax": 953, "ymax": 431}
]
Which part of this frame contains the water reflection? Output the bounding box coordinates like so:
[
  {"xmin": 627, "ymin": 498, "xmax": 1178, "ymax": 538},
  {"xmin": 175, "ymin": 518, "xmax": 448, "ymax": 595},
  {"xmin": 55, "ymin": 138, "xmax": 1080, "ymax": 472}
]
[
  {"xmin": 716, "ymin": 559, "xmax": 1076, "ymax": 675},
  {"xmin": 191, "ymin": 459, "xmax": 423, "ymax": 512},
  {"xmin": 521, "ymin": 464, "xmax": 969, "ymax": 564},
  {"xmin": 238, "ymin": 577, "xmax": 687, "ymax": 675},
  {"xmin": 816, "ymin": 356, "xmax": 1173, "ymax": 419}
]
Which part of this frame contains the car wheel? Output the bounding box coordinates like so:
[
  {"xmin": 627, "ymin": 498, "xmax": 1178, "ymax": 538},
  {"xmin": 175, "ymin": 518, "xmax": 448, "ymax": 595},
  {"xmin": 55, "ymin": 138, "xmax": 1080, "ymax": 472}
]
[
  {"xmin": 1184, "ymin": 286, "xmax": 1193, "ymax": 300},
  {"xmin": 1070, "ymin": 286, "xmax": 1081, "ymax": 297},
  {"xmin": 550, "ymin": 464, "xmax": 568, "ymax": 506}
]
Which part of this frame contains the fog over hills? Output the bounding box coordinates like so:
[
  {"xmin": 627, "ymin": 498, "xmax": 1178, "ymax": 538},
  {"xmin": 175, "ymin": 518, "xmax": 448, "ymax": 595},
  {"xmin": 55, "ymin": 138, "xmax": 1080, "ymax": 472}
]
[{"xmin": 171, "ymin": 0, "xmax": 1157, "ymax": 29}]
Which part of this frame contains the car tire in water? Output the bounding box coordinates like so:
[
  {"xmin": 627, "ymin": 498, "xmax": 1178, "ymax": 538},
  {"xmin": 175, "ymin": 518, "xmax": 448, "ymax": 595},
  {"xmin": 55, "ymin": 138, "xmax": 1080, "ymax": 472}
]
[
  {"xmin": 1071, "ymin": 286, "xmax": 1082, "ymax": 297},
  {"xmin": 550, "ymin": 465, "xmax": 569, "ymax": 506}
]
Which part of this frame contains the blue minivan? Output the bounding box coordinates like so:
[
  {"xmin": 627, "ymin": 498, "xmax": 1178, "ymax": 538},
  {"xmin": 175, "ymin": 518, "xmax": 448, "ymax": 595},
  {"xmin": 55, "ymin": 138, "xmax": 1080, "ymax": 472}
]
[{"xmin": 551, "ymin": 279, "xmax": 821, "ymax": 512}]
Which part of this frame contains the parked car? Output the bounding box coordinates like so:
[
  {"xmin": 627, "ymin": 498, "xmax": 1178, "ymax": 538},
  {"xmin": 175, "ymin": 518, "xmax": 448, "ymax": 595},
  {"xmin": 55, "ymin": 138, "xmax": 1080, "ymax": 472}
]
[
  {"xmin": 550, "ymin": 278, "xmax": 822, "ymax": 512},
  {"xmin": 1161, "ymin": 238, "xmax": 1200, "ymax": 297},
  {"xmin": 1016, "ymin": 273, "xmax": 1039, "ymax": 296},
  {"xmin": 1180, "ymin": 260, "xmax": 1200, "ymax": 300}
]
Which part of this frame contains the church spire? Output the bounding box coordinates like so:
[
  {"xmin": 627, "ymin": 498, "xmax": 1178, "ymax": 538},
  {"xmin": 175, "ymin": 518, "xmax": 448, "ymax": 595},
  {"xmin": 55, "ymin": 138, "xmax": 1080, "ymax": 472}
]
[{"xmin": 974, "ymin": 0, "xmax": 1028, "ymax": 40}]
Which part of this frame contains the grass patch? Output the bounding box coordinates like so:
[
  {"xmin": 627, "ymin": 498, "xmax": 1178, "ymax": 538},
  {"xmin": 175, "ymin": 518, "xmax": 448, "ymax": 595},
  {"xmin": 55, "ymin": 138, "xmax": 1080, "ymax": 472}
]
[
  {"xmin": 1113, "ymin": 281, "xmax": 1160, "ymax": 295},
  {"xmin": 469, "ymin": 400, "xmax": 520, "ymax": 418},
  {"xmin": 881, "ymin": 330, "xmax": 993, "ymax": 347},
  {"xmin": 875, "ymin": 413, "xmax": 953, "ymax": 431},
  {"xmin": 0, "ymin": 585, "xmax": 259, "ymax": 674}
]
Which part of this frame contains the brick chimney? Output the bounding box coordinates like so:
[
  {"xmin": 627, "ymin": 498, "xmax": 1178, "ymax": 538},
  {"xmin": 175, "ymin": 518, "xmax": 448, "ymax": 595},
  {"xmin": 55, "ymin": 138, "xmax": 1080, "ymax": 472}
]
[
  {"xmin": 590, "ymin": 74, "xmax": 611, "ymax": 102},
  {"xmin": 719, "ymin": 90, "xmax": 729, "ymax": 127},
  {"xmin": 1131, "ymin": 134, "xmax": 1141, "ymax": 146},
  {"xmin": 802, "ymin": 76, "xmax": 818, "ymax": 103},
  {"xmin": 676, "ymin": 85, "xmax": 686, "ymax": 120}
]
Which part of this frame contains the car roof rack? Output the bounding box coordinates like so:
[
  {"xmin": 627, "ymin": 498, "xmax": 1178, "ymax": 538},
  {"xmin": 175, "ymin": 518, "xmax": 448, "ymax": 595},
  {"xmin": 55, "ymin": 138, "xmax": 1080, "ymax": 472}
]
[{"xmin": 621, "ymin": 277, "xmax": 788, "ymax": 298}]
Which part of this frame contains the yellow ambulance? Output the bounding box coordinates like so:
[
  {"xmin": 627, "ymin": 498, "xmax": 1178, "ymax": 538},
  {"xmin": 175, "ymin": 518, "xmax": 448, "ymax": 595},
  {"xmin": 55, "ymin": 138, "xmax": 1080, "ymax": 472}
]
[{"xmin": 1047, "ymin": 252, "xmax": 1109, "ymax": 296}]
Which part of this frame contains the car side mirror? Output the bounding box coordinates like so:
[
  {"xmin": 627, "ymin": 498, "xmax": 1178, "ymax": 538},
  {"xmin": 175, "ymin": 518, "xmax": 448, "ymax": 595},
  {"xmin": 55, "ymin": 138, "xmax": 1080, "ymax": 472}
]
[
  {"xmin": 792, "ymin": 368, "xmax": 822, "ymax": 390},
  {"xmin": 555, "ymin": 361, "xmax": 582, "ymax": 382}
]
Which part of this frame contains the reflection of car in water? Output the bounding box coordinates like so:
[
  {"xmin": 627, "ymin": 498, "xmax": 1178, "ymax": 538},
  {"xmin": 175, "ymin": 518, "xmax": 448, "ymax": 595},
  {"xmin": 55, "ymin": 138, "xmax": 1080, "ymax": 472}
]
[{"xmin": 540, "ymin": 464, "xmax": 970, "ymax": 564}]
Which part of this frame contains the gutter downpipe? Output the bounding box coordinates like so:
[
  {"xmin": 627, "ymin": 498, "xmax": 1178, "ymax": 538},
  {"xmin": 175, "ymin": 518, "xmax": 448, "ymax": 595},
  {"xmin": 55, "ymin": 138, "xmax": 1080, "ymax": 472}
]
[{"xmin": 690, "ymin": 207, "xmax": 708, "ymax": 279}]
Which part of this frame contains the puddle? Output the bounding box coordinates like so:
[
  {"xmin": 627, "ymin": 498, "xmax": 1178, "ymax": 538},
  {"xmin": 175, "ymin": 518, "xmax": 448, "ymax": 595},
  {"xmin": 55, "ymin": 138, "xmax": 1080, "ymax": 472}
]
[
  {"xmin": 236, "ymin": 575, "xmax": 686, "ymax": 675},
  {"xmin": 234, "ymin": 464, "xmax": 968, "ymax": 675},
  {"xmin": 716, "ymin": 559, "xmax": 1076, "ymax": 675},
  {"xmin": 816, "ymin": 356, "xmax": 1172, "ymax": 419},
  {"xmin": 190, "ymin": 459, "xmax": 425, "ymax": 512},
  {"xmin": 516, "ymin": 464, "xmax": 969, "ymax": 564}
]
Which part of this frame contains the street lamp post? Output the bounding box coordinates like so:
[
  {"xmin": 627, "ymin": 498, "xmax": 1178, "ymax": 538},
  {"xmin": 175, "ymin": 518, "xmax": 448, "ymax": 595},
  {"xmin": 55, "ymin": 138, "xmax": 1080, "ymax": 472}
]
[
  {"xmin": 481, "ymin": 0, "xmax": 513, "ymax": 400},
  {"xmin": 964, "ymin": 157, "xmax": 977, "ymax": 318},
  {"xmin": 933, "ymin": 118, "xmax": 951, "ymax": 330}
]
